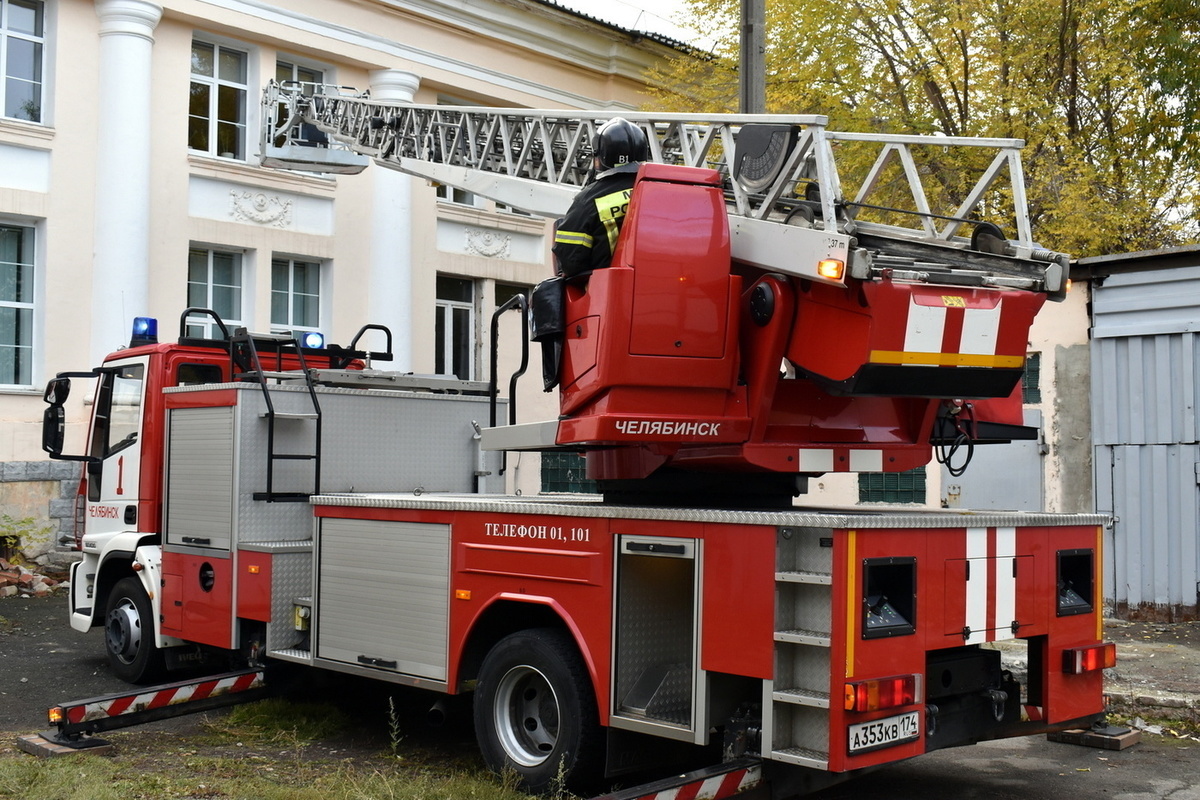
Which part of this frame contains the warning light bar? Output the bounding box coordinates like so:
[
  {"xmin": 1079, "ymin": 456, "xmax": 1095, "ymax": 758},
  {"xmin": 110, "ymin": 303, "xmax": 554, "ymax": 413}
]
[
  {"xmin": 295, "ymin": 330, "xmax": 325, "ymax": 349},
  {"xmin": 844, "ymin": 674, "xmax": 920, "ymax": 712},
  {"xmin": 1062, "ymin": 642, "xmax": 1116, "ymax": 674},
  {"xmin": 130, "ymin": 316, "xmax": 158, "ymax": 347}
]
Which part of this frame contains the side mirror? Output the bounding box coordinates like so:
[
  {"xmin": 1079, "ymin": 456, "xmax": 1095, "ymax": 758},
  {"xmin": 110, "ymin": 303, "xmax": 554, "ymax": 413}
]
[
  {"xmin": 44, "ymin": 377, "xmax": 71, "ymax": 405},
  {"xmin": 42, "ymin": 405, "xmax": 65, "ymax": 456}
]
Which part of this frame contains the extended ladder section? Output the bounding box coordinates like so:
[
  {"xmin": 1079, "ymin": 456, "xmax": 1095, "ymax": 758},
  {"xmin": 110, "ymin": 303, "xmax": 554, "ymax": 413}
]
[
  {"xmin": 260, "ymin": 81, "xmax": 1066, "ymax": 295},
  {"xmin": 229, "ymin": 328, "xmax": 322, "ymax": 502},
  {"xmin": 258, "ymin": 82, "xmax": 1065, "ymax": 488}
]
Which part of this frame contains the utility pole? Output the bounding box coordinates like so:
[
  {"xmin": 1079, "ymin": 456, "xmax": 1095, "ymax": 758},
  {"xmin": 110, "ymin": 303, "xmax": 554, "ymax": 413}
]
[{"xmin": 739, "ymin": 0, "xmax": 766, "ymax": 113}]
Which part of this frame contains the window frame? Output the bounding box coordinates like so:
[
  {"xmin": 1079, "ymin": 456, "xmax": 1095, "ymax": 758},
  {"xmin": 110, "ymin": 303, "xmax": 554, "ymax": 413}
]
[
  {"xmin": 435, "ymin": 275, "xmax": 475, "ymax": 381},
  {"xmin": 0, "ymin": 220, "xmax": 37, "ymax": 388},
  {"xmin": 189, "ymin": 36, "xmax": 252, "ymax": 160},
  {"xmin": 186, "ymin": 247, "xmax": 244, "ymax": 338},
  {"xmin": 270, "ymin": 256, "xmax": 322, "ymax": 334},
  {"xmin": 273, "ymin": 56, "xmax": 327, "ymax": 146},
  {"xmin": 435, "ymin": 183, "xmax": 487, "ymax": 209},
  {"xmin": 1, "ymin": 0, "xmax": 46, "ymax": 124}
]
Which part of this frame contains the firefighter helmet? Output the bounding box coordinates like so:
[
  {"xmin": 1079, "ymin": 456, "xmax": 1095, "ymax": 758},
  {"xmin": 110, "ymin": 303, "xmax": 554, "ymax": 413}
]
[{"xmin": 593, "ymin": 118, "xmax": 650, "ymax": 170}]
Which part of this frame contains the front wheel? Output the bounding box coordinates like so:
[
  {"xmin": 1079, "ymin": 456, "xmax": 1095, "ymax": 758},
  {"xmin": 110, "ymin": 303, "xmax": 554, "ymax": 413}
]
[
  {"xmin": 473, "ymin": 628, "xmax": 602, "ymax": 794},
  {"xmin": 105, "ymin": 576, "xmax": 166, "ymax": 684}
]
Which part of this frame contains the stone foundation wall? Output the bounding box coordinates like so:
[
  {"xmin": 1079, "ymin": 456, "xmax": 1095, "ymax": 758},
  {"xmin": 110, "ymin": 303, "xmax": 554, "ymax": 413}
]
[{"xmin": 0, "ymin": 461, "xmax": 83, "ymax": 570}]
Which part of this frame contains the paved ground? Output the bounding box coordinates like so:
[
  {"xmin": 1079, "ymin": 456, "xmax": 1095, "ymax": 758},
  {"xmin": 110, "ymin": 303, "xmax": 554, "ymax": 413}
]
[
  {"xmin": 2, "ymin": 593, "xmax": 1198, "ymax": 800},
  {"xmin": 5, "ymin": 594, "xmax": 1196, "ymax": 733},
  {"xmin": 0, "ymin": 594, "xmax": 119, "ymax": 732}
]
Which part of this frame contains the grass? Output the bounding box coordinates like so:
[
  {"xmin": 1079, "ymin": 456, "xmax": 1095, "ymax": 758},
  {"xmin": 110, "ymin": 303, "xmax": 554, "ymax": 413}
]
[
  {"xmin": 0, "ymin": 696, "xmax": 536, "ymax": 800},
  {"xmin": 197, "ymin": 697, "xmax": 351, "ymax": 746}
]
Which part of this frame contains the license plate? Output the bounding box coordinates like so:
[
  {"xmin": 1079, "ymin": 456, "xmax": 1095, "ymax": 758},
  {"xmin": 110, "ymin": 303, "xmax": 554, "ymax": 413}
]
[{"xmin": 848, "ymin": 711, "xmax": 920, "ymax": 754}]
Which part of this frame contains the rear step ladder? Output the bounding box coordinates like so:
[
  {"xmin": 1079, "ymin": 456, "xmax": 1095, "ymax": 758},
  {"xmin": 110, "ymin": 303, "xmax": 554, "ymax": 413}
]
[
  {"xmin": 230, "ymin": 328, "xmax": 323, "ymax": 502},
  {"xmin": 19, "ymin": 668, "xmax": 271, "ymax": 753}
]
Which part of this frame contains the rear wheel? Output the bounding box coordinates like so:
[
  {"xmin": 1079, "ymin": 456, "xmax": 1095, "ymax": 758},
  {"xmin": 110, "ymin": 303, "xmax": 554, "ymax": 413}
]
[
  {"xmin": 474, "ymin": 628, "xmax": 602, "ymax": 794},
  {"xmin": 105, "ymin": 576, "xmax": 166, "ymax": 684}
]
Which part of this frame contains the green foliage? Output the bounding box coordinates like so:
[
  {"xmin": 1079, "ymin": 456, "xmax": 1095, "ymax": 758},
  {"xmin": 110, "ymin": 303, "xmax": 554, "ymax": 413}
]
[
  {"xmin": 0, "ymin": 717, "xmax": 534, "ymax": 800},
  {"xmin": 648, "ymin": 0, "xmax": 1200, "ymax": 257},
  {"xmin": 200, "ymin": 698, "xmax": 351, "ymax": 745},
  {"xmin": 387, "ymin": 695, "xmax": 405, "ymax": 757},
  {"xmin": 0, "ymin": 754, "xmax": 125, "ymax": 800},
  {"xmin": 1132, "ymin": 0, "xmax": 1200, "ymax": 147}
]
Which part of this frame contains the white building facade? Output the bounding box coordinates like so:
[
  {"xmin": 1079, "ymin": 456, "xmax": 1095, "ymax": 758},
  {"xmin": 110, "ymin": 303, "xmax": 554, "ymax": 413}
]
[{"xmin": 0, "ymin": 0, "xmax": 677, "ymax": 558}]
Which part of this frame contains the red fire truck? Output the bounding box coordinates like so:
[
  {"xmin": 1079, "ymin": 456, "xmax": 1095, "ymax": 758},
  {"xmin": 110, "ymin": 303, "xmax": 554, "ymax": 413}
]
[{"xmin": 41, "ymin": 88, "xmax": 1113, "ymax": 795}]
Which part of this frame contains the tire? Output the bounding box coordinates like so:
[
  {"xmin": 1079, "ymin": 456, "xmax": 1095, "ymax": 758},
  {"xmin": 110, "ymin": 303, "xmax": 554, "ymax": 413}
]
[
  {"xmin": 104, "ymin": 576, "xmax": 166, "ymax": 684},
  {"xmin": 473, "ymin": 628, "xmax": 602, "ymax": 794}
]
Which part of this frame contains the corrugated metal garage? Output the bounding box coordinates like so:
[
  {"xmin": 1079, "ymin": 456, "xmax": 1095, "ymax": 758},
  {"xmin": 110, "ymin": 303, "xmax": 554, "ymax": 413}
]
[{"xmin": 1087, "ymin": 253, "xmax": 1200, "ymax": 620}]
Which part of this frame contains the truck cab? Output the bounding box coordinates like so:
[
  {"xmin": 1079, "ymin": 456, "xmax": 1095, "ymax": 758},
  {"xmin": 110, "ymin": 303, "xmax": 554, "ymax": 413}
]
[{"xmin": 42, "ymin": 309, "xmax": 428, "ymax": 681}]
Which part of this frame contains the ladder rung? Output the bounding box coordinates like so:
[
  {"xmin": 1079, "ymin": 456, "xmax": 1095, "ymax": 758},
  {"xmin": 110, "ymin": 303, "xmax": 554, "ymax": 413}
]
[
  {"xmin": 772, "ymin": 688, "xmax": 830, "ymax": 708},
  {"xmin": 774, "ymin": 629, "xmax": 831, "ymax": 647},
  {"xmin": 272, "ymin": 453, "xmax": 317, "ymax": 461},
  {"xmin": 775, "ymin": 570, "xmax": 833, "ymax": 585},
  {"xmin": 263, "ymin": 412, "xmax": 319, "ymax": 420}
]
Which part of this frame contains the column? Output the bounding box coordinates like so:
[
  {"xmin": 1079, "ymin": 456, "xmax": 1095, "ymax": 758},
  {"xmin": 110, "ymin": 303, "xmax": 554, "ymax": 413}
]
[
  {"xmin": 91, "ymin": 0, "xmax": 162, "ymax": 363},
  {"xmin": 367, "ymin": 69, "xmax": 420, "ymax": 371}
]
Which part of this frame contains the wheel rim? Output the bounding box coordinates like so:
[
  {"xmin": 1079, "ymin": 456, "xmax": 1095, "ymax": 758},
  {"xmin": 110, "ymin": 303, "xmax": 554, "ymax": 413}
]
[
  {"xmin": 106, "ymin": 597, "xmax": 142, "ymax": 666},
  {"xmin": 493, "ymin": 664, "xmax": 560, "ymax": 767}
]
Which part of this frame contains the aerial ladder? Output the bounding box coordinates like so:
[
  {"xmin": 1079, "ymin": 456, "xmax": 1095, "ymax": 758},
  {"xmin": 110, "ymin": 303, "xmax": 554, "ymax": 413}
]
[{"xmin": 260, "ymin": 81, "xmax": 1068, "ymax": 505}]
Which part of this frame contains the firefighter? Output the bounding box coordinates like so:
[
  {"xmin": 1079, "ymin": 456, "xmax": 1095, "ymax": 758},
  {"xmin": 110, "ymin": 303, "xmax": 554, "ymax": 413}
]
[{"xmin": 552, "ymin": 117, "xmax": 651, "ymax": 278}]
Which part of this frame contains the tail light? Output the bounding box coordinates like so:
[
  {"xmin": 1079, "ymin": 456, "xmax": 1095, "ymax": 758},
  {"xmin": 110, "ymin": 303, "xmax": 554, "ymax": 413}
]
[
  {"xmin": 1063, "ymin": 642, "xmax": 1116, "ymax": 674},
  {"xmin": 845, "ymin": 674, "xmax": 920, "ymax": 712}
]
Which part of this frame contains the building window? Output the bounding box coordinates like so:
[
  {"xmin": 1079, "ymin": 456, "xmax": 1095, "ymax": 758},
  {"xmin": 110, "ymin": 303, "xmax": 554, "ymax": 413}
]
[
  {"xmin": 495, "ymin": 282, "xmax": 528, "ymax": 309},
  {"xmin": 859, "ymin": 467, "xmax": 926, "ymax": 504},
  {"xmin": 0, "ymin": 223, "xmax": 34, "ymax": 386},
  {"xmin": 276, "ymin": 59, "xmax": 322, "ymax": 87},
  {"xmin": 436, "ymin": 183, "xmax": 484, "ymax": 208},
  {"xmin": 541, "ymin": 451, "xmax": 597, "ymax": 494},
  {"xmin": 435, "ymin": 275, "xmax": 474, "ymax": 380},
  {"xmin": 271, "ymin": 257, "xmax": 320, "ymax": 332},
  {"xmin": 186, "ymin": 248, "xmax": 243, "ymax": 337},
  {"xmin": 273, "ymin": 59, "xmax": 324, "ymax": 145},
  {"xmin": 1022, "ymin": 352, "xmax": 1042, "ymax": 404},
  {"xmin": 189, "ymin": 40, "xmax": 248, "ymax": 159},
  {"xmin": 1, "ymin": 0, "xmax": 44, "ymax": 122}
]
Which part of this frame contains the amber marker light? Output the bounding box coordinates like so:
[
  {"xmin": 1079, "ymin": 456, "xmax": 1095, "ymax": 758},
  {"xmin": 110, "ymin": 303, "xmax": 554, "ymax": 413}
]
[
  {"xmin": 1063, "ymin": 642, "xmax": 1116, "ymax": 674},
  {"xmin": 817, "ymin": 259, "xmax": 846, "ymax": 281},
  {"xmin": 247, "ymin": 565, "xmax": 261, "ymax": 574},
  {"xmin": 455, "ymin": 589, "xmax": 472, "ymax": 600},
  {"xmin": 48, "ymin": 706, "xmax": 65, "ymax": 725}
]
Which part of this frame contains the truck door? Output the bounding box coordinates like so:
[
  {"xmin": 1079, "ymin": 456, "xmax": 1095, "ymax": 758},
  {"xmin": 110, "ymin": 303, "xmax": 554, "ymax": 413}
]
[{"xmin": 85, "ymin": 358, "xmax": 148, "ymax": 534}]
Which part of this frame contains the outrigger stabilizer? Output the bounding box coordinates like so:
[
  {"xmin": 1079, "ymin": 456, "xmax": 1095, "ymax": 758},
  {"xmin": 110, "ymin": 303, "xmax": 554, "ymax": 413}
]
[{"xmin": 18, "ymin": 668, "xmax": 271, "ymax": 756}]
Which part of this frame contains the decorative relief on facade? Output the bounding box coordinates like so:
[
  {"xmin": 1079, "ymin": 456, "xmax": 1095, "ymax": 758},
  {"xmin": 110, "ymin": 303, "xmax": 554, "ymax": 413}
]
[
  {"xmin": 465, "ymin": 228, "xmax": 511, "ymax": 258},
  {"xmin": 230, "ymin": 190, "xmax": 292, "ymax": 228}
]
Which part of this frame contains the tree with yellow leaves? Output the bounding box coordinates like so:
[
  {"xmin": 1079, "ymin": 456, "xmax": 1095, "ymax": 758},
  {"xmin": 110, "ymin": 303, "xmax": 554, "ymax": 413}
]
[{"xmin": 648, "ymin": 0, "xmax": 1198, "ymax": 256}]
